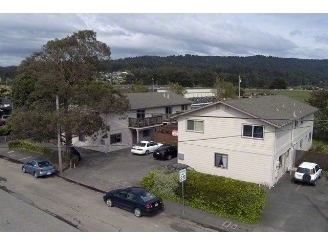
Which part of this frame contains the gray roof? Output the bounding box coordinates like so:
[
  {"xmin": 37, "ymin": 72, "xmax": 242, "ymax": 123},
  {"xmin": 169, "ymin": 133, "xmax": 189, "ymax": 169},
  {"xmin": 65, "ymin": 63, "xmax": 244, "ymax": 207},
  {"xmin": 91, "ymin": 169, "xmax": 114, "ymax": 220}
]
[
  {"xmin": 174, "ymin": 95, "xmax": 318, "ymax": 128},
  {"xmin": 125, "ymin": 92, "xmax": 193, "ymax": 110}
]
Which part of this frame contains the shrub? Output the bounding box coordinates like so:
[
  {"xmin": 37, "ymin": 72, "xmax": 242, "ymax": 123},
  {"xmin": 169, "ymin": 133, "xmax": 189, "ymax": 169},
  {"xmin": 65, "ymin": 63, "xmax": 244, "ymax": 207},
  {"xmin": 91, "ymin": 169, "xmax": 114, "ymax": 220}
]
[
  {"xmin": 8, "ymin": 140, "xmax": 54, "ymax": 156},
  {"xmin": 141, "ymin": 169, "xmax": 266, "ymax": 224}
]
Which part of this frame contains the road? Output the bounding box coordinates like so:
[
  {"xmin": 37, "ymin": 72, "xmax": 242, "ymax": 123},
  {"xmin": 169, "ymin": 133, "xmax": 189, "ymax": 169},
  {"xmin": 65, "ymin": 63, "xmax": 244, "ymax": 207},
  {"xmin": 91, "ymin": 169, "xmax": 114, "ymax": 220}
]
[{"xmin": 0, "ymin": 159, "xmax": 217, "ymax": 232}]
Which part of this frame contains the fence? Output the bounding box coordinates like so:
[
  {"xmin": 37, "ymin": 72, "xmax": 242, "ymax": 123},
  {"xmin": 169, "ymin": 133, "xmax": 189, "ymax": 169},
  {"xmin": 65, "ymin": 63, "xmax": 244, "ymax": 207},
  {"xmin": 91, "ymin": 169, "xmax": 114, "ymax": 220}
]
[{"xmin": 295, "ymin": 150, "xmax": 328, "ymax": 170}]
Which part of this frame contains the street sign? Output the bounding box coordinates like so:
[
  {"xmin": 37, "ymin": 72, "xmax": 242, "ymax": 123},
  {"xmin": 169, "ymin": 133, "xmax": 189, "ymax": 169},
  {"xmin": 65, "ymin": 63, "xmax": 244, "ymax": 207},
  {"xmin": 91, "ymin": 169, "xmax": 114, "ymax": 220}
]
[{"xmin": 179, "ymin": 168, "xmax": 186, "ymax": 182}]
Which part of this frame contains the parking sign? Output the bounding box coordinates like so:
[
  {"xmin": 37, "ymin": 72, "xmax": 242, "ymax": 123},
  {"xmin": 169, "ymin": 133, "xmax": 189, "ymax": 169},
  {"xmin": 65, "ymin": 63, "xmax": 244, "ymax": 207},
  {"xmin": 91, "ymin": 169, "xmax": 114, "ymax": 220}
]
[{"xmin": 179, "ymin": 169, "xmax": 186, "ymax": 182}]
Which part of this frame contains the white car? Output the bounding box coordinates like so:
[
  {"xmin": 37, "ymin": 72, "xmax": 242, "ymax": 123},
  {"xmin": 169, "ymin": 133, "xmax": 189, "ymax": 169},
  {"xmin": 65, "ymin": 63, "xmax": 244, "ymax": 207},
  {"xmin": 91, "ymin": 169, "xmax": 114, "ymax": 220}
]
[
  {"xmin": 131, "ymin": 141, "xmax": 163, "ymax": 155},
  {"xmin": 294, "ymin": 162, "xmax": 322, "ymax": 186}
]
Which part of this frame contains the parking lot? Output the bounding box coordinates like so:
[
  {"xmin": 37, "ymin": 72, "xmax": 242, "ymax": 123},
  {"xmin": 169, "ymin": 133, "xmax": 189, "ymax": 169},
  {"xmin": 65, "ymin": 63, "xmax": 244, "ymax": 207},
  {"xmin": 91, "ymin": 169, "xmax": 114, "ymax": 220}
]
[{"xmin": 61, "ymin": 147, "xmax": 177, "ymax": 191}]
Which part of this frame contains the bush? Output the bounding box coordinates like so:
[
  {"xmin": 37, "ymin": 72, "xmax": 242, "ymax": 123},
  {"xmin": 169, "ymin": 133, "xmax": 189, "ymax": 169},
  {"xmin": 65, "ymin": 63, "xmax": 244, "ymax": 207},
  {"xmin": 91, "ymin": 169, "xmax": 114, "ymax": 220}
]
[
  {"xmin": 140, "ymin": 169, "xmax": 266, "ymax": 224},
  {"xmin": 8, "ymin": 140, "xmax": 54, "ymax": 156},
  {"xmin": 0, "ymin": 124, "xmax": 12, "ymax": 136}
]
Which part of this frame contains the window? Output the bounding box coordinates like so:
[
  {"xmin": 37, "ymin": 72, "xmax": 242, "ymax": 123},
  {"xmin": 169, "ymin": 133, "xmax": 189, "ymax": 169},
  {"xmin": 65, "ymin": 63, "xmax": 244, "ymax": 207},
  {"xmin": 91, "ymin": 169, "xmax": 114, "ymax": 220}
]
[
  {"xmin": 110, "ymin": 133, "xmax": 122, "ymax": 144},
  {"xmin": 242, "ymin": 125, "xmax": 264, "ymax": 139},
  {"xmin": 186, "ymin": 120, "xmax": 204, "ymax": 132},
  {"xmin": 181, "ymin": 104, "xmax": 188, "ymax": 111},
  {"xmin": 300, "ymin": 117, "xmax": 304, "ymax": 124},
  {"xmin": 294, "ymin": 120, "xmax": 298, "ymax": 128},
  {"xmin": 215, "ymin": 153, "xmax": 228, "ymax": 168},
  {"xmin": 300, "ymin": 139, "xmax": 303, "ymax": 149},
  {"xmin": 137, "ymin": 110, "xmax": 145, "ymax": 119},
  {"xmin": 308, "ymin": 132, "xmax": 312, "ymax": 141},
  {"xmin": 166, "ymin": 107, "xmax": 172, "ymax": 114},
  {"xmin": 79, "ymin": 134, "xmax": 86, "ymax": 142},
  {"xmin": 143, "ymin": 129, "xmax": 150, "ymax": 137}
]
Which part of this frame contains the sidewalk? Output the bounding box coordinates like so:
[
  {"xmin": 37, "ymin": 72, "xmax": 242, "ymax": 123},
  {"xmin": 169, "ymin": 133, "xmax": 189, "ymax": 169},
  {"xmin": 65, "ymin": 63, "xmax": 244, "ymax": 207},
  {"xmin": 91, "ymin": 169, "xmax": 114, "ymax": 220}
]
[{"xmin": 0, "ymin": 142, "xmax": 258, "ymax": 232}]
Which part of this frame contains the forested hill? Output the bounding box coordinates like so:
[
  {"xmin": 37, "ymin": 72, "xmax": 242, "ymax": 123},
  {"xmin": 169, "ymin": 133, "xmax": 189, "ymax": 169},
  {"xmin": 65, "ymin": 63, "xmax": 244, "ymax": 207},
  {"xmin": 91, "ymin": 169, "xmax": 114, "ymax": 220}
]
[
  {"xmin": 104, "ymin": 55, "xmax": 328, "ymax": 88},
  {"xmin": 2, "ymin": 55, "xmax": 328, "ymax": 88}
]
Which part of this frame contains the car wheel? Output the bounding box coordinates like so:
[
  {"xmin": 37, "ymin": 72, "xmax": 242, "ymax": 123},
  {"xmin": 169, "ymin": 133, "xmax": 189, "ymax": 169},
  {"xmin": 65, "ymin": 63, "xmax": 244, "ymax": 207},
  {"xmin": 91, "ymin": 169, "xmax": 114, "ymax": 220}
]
[
  {"xmin": 293, "ymin": 177, "xmax": 297, "ymax": 183},
  {"xmin": 145, "ymin": 150, "xmax": 149, "ymax": 155},
  {"xmin": 106, "ymin": 198, "xmax": 113, "ymax": 207},
  {"xmin": 22, "ymin": 167, "xmax": 26, "ymax": 173},
  {"xmin": 134, "ymin": 208, "xmax": 142, "ymax": 217},
  {"xmin": 312, "ymin": 179, "xmax": 317, "ymax": 186},
  {"xmin": 167, "ymin": 155, "xmax": 172, "ymax": 160},
  {"xmin": 34, "ymin": 172, "xmax": 38, "ymax": 178}
]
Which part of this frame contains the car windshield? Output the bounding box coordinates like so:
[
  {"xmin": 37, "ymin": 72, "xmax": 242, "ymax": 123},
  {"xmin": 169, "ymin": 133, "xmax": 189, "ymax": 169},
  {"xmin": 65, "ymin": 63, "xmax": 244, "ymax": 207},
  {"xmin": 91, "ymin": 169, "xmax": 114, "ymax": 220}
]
[
  {"xmin": 138, "ymin": 190, "xmax": 156, "ymax": 202},
  {"xmin": 136, "ymin": 142, "xmax": 146, "ymax": 147},
  {"xmin": 38, "ymin": 160, "xmax": 52, "ymax": 167},
  {"xmin": 157, "ymin": 146, "xmax": 170, "ymax": 151},
  {"xmin": 297, "ymin": 167, "xmax": 310, "ymax": 174}
]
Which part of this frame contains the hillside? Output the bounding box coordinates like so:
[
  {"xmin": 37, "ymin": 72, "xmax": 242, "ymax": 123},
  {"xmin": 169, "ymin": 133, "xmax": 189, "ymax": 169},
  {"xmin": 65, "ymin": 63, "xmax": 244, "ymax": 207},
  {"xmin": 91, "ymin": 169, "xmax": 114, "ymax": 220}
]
[{"xmin": 2, "ymin": 55, "xmax": 328, "ymax": 88}]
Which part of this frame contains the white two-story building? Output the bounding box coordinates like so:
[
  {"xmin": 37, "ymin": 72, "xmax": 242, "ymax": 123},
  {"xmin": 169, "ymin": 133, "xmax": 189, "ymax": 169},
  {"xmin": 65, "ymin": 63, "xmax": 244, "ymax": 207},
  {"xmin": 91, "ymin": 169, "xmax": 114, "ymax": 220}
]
[
  {"xmin": 72, "ymin": 92, "xmax": 192, "ymax": 153},
  {"xmin": 173, "ymin": 95, "xmax": 318, "ymax": 187}
]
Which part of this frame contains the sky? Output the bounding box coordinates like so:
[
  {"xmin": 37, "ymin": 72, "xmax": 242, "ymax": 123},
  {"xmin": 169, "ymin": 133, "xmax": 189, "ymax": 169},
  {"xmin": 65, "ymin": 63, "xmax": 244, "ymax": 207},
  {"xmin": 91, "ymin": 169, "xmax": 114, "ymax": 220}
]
[{"xmin": 1, "ymin": 1, "xmax": 328, "ymax": 67}]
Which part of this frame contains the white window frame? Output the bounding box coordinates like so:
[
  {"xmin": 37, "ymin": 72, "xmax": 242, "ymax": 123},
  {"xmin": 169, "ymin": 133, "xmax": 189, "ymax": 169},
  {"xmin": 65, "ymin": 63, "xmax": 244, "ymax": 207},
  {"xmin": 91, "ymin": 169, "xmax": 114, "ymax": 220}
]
[
  {"xmin": 242, "ymin": 124, "xmax": 264, "ymax": 139},
  {"xmin": 214, "ymin": 153, "xmax": 228, "ymax": 169},
  {"xmin": 186, "ymin": 119, "xmax": 204, "ymax": 133}
]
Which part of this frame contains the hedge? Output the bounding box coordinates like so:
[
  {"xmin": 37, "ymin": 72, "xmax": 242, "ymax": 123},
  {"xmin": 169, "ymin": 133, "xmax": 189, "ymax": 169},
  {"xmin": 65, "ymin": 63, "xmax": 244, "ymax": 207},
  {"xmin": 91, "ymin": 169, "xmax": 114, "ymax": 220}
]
[{"xmin": 141, "ymin": 169, "xmax": 266, "ymax": 224}]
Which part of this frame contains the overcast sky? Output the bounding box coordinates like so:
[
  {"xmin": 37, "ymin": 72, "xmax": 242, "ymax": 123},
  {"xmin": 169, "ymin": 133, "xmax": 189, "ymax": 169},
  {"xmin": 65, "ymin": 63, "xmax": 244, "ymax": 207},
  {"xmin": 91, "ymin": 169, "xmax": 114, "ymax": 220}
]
[{"xmin": 1, "ymin": 1, "xmax": 328, "ymax": 66}]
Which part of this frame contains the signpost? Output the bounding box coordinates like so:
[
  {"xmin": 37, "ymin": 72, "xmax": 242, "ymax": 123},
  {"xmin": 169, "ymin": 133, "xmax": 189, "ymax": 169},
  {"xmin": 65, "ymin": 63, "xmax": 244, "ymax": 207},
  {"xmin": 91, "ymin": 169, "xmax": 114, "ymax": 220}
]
[{"xmin": 179, "ymin": 169, "xmax": 187, "ymax": 214}]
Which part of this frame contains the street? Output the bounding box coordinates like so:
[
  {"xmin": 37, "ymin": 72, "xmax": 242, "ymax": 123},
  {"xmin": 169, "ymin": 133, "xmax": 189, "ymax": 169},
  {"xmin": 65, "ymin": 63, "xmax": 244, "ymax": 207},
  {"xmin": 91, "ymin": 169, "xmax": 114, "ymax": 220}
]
[{"xmin": 0, "ymin": 159, "xmax": 217, "ymax": 232}]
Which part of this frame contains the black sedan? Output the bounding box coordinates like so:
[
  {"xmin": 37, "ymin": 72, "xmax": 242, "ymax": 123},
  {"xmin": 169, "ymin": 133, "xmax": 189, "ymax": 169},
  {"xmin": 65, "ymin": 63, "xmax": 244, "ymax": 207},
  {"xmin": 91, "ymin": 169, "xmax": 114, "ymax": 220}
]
[
  {"xmin": 103, "ymin": 187, "xmax": 164, "ymax": 217},
  {"xmin": 153, "ymin": 144, "xmax": 177, "ymax": 160}
]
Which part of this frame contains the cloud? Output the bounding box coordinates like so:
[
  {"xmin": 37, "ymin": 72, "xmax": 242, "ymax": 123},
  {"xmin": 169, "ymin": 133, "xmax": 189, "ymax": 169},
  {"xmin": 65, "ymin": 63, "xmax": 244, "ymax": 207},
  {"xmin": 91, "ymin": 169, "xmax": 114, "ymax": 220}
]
[{"xmin": 0, "ymin": 13, "xmax": 328, "ymax": 67}]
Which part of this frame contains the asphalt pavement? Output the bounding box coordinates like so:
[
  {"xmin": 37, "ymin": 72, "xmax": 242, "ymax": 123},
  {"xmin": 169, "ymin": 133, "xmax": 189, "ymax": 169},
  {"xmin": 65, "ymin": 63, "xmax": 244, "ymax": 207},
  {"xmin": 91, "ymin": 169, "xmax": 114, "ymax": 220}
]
[{"xmin": 0, "ymin": 141, "xmax": 327, "ymax": 232}]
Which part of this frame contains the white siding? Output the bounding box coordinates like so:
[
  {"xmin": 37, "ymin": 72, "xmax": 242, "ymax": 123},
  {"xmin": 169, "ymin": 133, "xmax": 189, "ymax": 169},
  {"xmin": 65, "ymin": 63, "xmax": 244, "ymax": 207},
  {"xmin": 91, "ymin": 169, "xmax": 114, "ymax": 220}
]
[
  {"xmin": 72, "ymin": 114, "xmax": 132, "ymax": 153},
  {"xmin": 274, "ymin": 113, "xmax": 315, "ymax": 176},
  {"xmin": 177, "ymin": 104, "xmax": 276, "ymax": 186}
]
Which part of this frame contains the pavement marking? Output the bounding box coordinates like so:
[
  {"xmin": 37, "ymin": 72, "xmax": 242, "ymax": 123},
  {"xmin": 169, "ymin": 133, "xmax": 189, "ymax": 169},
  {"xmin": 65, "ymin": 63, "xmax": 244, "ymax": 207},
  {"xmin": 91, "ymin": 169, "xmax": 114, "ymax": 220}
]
[
  {"xmin": 295, "ymin": 185, "xmax": 300, "ymax": 191},
  {"xmin": 19, "ymin": 157, "xmax": 31, "ymax": 160},
  {"xmin": 7, "ymin": 151, "xmax": 15, "ymax": 154}
]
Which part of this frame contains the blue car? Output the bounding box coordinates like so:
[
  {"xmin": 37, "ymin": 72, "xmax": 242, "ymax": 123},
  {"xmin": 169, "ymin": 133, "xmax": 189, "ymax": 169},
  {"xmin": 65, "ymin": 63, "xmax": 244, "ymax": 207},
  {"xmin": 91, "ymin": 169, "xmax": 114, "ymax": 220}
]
[{"xmin": 22, "ymin": 157, "xmax": 57, "ymax": 178}]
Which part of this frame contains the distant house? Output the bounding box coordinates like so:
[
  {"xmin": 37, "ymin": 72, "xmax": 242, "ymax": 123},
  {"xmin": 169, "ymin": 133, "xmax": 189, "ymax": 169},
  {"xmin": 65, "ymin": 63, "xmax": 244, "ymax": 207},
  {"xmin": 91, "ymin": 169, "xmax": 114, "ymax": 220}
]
[
  {"xmin": 172, "ymin": 95, "xmax": 318, "ymax": 187},
  {"xmin": 72, "ymin": 92, "xmax": 192, "ymax": 153}
]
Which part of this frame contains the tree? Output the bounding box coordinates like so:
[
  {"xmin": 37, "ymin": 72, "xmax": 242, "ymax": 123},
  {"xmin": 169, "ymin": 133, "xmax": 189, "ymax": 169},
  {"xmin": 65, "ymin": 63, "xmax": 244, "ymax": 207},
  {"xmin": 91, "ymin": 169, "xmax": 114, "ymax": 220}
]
[
  {"xmin": 212, "ymin": 78, "xmax": 237, "ymax": 101},
  {"xmin": 269, "ymin": 77, "xmax": 288, "ymax": 89},
  {"xmin": 0, "ymin": 85, "xmax": 12, "ymax": 97},
  {"xmin": 10, "ymin": 30, "xmax": 130, "ymax": 146},
  {"xmin": 306, "ymin": 87, "xmax": 328, "ymax": 139},
  {"xmin": 128, "ymin": 80, "xmax": 149, "ymax": 93},
  {"xmin": 166, "ymin": 82, "xmax": 186, "ymax": 96}
]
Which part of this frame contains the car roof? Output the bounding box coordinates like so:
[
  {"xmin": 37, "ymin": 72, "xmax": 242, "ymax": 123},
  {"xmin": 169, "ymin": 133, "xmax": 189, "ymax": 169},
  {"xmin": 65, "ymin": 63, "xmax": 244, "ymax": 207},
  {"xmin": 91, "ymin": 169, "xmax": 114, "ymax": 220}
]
[{"xmin": 299, "ymin": 162, "xmax": 318, "ymax": 169}]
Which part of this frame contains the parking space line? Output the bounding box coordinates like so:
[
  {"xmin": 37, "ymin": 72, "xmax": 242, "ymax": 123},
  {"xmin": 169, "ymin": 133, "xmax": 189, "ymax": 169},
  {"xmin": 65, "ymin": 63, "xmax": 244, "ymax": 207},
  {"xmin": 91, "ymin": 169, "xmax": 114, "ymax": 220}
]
[
  {"xmin": 8, "ymin": 151, "xmax": 15, "ymax": 154},
  {"xmin": 19, "ymin": 157, "xmax": 31, "ymax": 160},
  {"xmin": 295, "ymin": 185, "xmax": 300, "ymax": 191}
]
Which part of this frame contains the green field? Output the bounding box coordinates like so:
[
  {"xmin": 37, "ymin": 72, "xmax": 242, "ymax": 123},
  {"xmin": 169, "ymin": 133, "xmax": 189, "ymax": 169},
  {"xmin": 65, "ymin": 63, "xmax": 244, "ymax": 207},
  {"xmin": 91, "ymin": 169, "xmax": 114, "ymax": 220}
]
[{"xmin": 244, "ymin": 89, "xmax": 312, "ymax": 103}]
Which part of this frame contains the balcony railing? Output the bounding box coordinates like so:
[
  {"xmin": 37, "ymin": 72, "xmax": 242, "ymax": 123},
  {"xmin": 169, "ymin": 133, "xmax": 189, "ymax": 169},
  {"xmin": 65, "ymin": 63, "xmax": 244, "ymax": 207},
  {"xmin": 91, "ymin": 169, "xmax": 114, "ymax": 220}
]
[{"xmin": 129, "ymin": 116, "xmax": 163, "ymax": 128}]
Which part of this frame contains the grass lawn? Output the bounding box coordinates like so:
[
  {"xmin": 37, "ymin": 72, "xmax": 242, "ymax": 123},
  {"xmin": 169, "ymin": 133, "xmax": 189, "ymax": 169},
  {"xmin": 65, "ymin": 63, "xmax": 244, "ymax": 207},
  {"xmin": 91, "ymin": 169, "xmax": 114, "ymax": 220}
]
[{"xmin": 244, "ymin": 89, "xmax": 312, "ymax": 103}]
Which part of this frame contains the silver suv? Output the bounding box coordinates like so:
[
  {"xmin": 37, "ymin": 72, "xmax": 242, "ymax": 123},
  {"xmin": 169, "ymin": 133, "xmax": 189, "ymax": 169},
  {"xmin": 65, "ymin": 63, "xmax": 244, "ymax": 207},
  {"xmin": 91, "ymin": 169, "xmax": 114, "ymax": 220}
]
[{"xmin": 294, "ymin": 162, "xmax": 322, "ymax": 186}]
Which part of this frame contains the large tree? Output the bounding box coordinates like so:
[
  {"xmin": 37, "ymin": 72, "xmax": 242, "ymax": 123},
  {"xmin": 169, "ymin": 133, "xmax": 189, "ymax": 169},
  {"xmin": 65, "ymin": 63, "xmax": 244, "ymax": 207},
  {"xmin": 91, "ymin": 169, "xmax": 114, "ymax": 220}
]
[
  {"xmin": 11, "ymin": 30, "xmax": 130, "ymax": 146},
  {"xmin": 212, "ymin": 78, "xmax": 237, "ymax": 101},
  {"xmin": 166, "ymin": 82, "xmax": 186, "ymax": 96}
]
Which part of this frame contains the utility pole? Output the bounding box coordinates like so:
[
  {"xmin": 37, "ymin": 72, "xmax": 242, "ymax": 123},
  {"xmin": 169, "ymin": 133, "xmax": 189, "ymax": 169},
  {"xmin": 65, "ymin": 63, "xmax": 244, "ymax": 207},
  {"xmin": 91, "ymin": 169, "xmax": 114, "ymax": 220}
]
[
  {"xmin": 56, "ymin": 95, "xmax": 63, "ymax": 173},
  {"xmin": 238, "ymin": 75, "xmax": 241, "ymax": 99}
]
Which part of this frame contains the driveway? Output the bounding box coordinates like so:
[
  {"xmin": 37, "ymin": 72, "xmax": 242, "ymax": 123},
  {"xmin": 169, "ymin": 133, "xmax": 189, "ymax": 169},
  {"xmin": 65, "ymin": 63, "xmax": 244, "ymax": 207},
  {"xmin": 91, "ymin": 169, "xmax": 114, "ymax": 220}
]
[{"xmin": 255, "ymin": 172, "xmax": 328, "ymax": 232}]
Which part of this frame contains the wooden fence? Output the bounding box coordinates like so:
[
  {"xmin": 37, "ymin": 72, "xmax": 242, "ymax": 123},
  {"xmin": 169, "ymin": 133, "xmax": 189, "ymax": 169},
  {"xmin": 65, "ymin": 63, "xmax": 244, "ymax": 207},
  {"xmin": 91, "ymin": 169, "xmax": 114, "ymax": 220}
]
[{"xmin": 295, "ymin": 150, "xmax": 328, "ymax": 170}]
